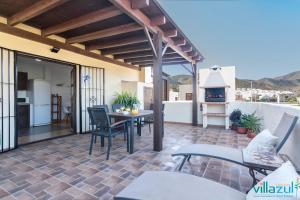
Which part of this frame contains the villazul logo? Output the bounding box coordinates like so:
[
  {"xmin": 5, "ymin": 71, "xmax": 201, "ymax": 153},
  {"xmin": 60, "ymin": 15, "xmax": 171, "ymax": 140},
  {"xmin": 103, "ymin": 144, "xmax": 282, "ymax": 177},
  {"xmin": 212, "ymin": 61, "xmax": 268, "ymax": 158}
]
[{"xmin": 253, "ymin": 178, "xmax": 300, "ymax": 198}]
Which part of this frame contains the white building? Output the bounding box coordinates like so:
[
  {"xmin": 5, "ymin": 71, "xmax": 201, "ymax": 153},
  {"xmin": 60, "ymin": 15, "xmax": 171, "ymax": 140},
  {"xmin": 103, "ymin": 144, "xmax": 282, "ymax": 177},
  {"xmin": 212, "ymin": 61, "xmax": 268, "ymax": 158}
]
[
  {"xmin": 236, "ymin": 88, "xmax": 294, "ymax": 102},
  {"xmin": 178, "ymin": 84, "xmax": 192, "ymax": 100},
  {"xmin": 169, "ymin": 90, "xmax": 179, "ymax": 101}
]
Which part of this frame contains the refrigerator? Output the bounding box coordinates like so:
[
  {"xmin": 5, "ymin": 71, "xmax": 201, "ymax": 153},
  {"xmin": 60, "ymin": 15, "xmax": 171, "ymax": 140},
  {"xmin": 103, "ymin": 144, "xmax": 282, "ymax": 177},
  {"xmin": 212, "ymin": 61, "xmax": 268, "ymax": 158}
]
[{"xmin": 28, "ymin": 80, "xmax": 51, "ymax": 126}]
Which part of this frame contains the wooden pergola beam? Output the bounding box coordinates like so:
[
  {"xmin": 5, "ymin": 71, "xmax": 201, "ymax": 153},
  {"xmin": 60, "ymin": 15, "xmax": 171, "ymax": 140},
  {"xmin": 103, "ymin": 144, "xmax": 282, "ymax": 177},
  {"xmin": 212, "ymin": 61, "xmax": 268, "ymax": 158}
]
[
  {"xmin": 152, "ymin": 32, "xmax": 163, "ymax": 151},
  {"xmin": 8, "ymin": 0, "xmax": 70, "ymax": 26},
  {"xmin": 193, "ymin": 55, "xmax": 201, "ymax": 60},
  {"xmin": 174, "ymin": 38, "xmax": 186, "ymax": 46},
  {"xmin": 143, "ymin": 26, "xmax": 157, "ymax": 57},
  {"xmin": 109, "ymin": 0, "xmax": 193, "ymax": 62},
  {"xmin": 0, "ymin": 23, "xmax": 139, "ymax": 70},
  {"xmin": 42, "ymin": 6, "xmax": 122, "ymax": 36},
  {"xmin": 150, "ymin": 16, "xmax": 166, "ymax": 26},
  {"xmin": 164, "ymin": 29, "xmax": 177, "ymax": 38},
  {"xmin": 86, "ymin": 35, "xmax": 147, "ymax": 50},
  {"xmin": 131, "ymin": 0, "xmax": 149, "ymax": 9},
  {"xmin": 182, "ymin": 45, "xmax": 192, "ymax": 52},
  {"xmin": 67, "ymin": 23, "xmax": 142, "ymax": 44},
  {"xmin": 114, "ymin": 50, "xmax": 153, "ymax": 59},
  {"xmin": 132, "ymin": 58, "xmax": 187, "ymax": 65},
  {"xmin": 101, "ymin": 43, "xmax": 150, "ymax": 55},
  {"xmin": 137, "ymin": 61, "xmax": 190, "ymax": 67},
  {"xmin": 125, "ymin": 54, "xmax": 182, "ymax": 63},
  {"xmin": 188, "ymin": 51, "xmax": 198, "ymax": 57},
  {"xmin": 192, "ymin": 63, "xmax": 198, "ymax": 126},
  {"xmin": 115, "ymin": 49, "xmax": 177, "ymax": 60}
]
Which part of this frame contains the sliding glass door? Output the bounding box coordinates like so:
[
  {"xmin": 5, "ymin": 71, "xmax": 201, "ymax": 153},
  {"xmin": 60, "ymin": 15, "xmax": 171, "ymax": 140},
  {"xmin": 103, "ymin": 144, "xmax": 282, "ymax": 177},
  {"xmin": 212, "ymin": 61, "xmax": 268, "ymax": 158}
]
[{"xmin": 0, "ymin": 48, "xmax": 16, "ymax": 152}]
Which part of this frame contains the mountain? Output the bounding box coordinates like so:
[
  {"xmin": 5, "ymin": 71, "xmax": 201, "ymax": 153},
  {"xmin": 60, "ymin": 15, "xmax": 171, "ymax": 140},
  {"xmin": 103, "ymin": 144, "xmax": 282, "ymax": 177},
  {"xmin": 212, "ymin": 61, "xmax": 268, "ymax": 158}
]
[
  {"xmin": 236, "ymin": 70, "xmax": 300, "ymax": 95},
  {"xmin": 168, "ymin": 70, "xmax": 300, "ymax": 95}
]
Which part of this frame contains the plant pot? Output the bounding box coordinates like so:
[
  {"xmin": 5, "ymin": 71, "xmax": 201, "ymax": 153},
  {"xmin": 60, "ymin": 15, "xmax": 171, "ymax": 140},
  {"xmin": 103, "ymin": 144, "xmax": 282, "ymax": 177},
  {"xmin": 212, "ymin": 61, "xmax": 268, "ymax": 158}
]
[
  {"xmin": 247, "ymin": 130, "xmax": 256, "ymax": 138},
  {"xmin": 236, "ymin": 127, "xmax": 247, "ymax": 134},
  {"xmin": 231, "ymin": 124, "xmax": 238, "ymax": 130}
]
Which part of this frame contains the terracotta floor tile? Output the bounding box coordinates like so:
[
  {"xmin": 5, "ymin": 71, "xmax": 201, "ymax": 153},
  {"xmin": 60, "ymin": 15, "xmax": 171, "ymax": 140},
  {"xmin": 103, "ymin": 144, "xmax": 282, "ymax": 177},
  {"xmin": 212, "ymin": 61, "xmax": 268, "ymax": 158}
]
[{"xmin": 0, "ymin": 123, "xmax": 252, "ymax": 199}]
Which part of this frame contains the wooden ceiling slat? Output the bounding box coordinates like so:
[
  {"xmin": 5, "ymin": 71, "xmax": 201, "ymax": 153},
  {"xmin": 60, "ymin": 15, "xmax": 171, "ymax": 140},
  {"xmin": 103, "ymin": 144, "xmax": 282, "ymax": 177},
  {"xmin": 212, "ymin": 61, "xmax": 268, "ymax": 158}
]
[
  {"xmin": 114, "ymin": 50, "xmax": 153, "ymax": 59},
  {"xmin": 132, "ymin": 58, "xmax": 187, "ymax": 66},
  {"xmin": 109, "ymin": 0, "xmax": 193, "ymax": 62},
  {"xmin": 0, "ymin": 23, "xmax": 138, "ymax": 70},
  {"xmin": 8, "ymin": 0, "xmax": 70, "ymax": 26},
  {"xmin": 115, "ymin": 49, "xmax": 177, "ymax": 60},
  {"xmin": 181, "ymin": 45, "xmax": 192, "ymax": 52},
  {"xmin": 138, "ymin": 61, "xmax": 190, "ymax": 67},
  {"xmin": 125, "ymin": 54, "xmax": 182, "ymax": 63},
  {"xmin": 131, "ymin": 0, "xmax": 149, "ymax": 9},
  {"xmin": 66, "ymin": 22, "xmax": 143, "ymax": 44},
  {"xmin": 124, "ymin": 53, "xmax": 181, "ymax": 63},
  {"xmin": 86, "ymin": 35, "xmax": 147, "ymax": 50},
  {"xmin": 187, "ymin": 51, "xmax": 198, "ymax": 57},
  {"xmin": 42, "ymin": 6, "xmax": 122, "ymax": 36},
  {"xmin": 101, "ymin": 43, "xmax": 150, "ymax": 55},
  {"xmin": 150, "ymin": 15, "xmax": 166, "ymax": 26},
  {"xmin": 174, "ymin": 38, "xmax": 186, "ymax": 46},
  {"xmin": 164, "ymin": 29, "xmax": 177, "ymax": 38},
  {"xmin": 193, "ymin": 55, "xmax": 201, "ymax": 60}
]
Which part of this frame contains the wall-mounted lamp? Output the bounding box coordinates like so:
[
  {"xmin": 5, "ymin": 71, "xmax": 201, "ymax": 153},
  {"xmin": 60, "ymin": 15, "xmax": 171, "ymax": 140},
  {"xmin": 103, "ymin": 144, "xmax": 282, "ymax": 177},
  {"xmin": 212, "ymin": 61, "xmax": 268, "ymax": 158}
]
[{"xmin": 50, "ymin": 47, "xmax": 60, "ymax": 53}]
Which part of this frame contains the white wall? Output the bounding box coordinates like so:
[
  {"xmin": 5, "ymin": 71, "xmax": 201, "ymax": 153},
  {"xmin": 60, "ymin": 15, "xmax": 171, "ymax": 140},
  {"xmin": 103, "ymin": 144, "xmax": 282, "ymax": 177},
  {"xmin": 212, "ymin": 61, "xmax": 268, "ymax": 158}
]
[{"xmin": 164, "ymin": 101, "xmax": 202, "ymax": 124}]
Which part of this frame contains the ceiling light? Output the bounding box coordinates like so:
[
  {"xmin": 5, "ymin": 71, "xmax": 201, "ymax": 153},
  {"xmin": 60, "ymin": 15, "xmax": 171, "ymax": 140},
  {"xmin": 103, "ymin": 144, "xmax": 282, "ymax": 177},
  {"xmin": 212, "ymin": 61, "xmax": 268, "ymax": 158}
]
[
  {"xmin": 50, "ymin": 47, "xmax": 60, "ymax": 53},
  {"xmin": 35, "ymin": 58, "xmax": 42, "ymax": 62}
]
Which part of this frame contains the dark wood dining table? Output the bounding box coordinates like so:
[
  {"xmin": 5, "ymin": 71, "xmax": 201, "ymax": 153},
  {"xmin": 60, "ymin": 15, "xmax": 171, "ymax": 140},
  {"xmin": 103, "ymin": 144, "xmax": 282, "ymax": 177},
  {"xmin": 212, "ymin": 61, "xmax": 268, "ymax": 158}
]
[{"xmin": 108, "ymin": 110, "xmax": 154, "ymax": 154}]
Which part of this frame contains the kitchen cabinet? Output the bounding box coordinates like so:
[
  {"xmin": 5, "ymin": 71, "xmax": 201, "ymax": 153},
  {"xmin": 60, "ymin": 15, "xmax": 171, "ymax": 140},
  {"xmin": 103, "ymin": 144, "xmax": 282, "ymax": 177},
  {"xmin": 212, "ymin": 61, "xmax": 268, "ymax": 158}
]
[
  {"xmin": 18, "ymin": 104, "xmax": 30, "ymax": 129},
  {"xmin": 18, "ymin": 72, "xmax": 28, "ymax": 90}
]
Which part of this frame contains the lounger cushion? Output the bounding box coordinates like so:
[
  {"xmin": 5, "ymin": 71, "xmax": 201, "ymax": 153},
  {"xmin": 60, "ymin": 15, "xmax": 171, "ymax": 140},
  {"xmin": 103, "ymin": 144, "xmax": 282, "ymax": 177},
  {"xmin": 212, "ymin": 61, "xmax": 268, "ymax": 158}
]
[
  {"xmin": 247, "ymin": 161, "xmax": 300, "ymax": 199},
  {"xmin": 173, "ymin": 144, "xmax": 244, "ymax": 165},
  {"xmin": 115, "ymin": 171, "xmax": 246, "ymax": 200},
  {"xmin": 245, "ymin": 129, "xmax": 278, "ymax": 154}
]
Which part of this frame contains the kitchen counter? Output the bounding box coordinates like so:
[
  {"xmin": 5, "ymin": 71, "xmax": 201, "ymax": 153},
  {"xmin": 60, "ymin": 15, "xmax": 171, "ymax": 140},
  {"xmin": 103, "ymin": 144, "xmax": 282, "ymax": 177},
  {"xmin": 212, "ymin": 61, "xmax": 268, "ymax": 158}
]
[{"xmin": 17, "ymin": 103, "xmax": 30, "ymax": 105}]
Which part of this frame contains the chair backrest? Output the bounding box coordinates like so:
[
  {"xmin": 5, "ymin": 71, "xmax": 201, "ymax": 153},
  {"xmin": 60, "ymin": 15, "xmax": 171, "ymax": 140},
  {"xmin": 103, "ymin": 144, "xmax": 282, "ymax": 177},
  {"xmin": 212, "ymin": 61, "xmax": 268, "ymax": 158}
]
[
  {"xmin": 112, "ymin": 104, "xmax": 124, "ymax": 112},
  {"xmin": 88, "ymin": 107, "xmax": 110, "ymax": 128},
  {"xmin": 273, "ymin": 112, "xmax": 298, "ymax": 152},
  {"xmin": 93, "ymin": 104, "xmax": 109, "ymax": 112},
  {"xmin": 150, "ymin": 103, "xmax": 165, "ymax": 111},
  {"xmin": 63, "ymin": 106, "xmax": 70, "ymax": 114}
]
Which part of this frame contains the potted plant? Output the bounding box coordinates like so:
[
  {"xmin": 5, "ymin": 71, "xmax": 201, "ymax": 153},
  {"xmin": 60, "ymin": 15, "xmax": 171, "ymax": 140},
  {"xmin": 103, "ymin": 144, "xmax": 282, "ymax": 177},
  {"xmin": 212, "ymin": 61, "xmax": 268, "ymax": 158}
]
[
  {"xmin": 236, "ymin": 114, "xmax": 248, "ymax": 134},
  {"xmin": 243, "ymin": 114, "xmax": 262, "ymax": 138},
  {"xmin": 229, "ymin": 109, "xmax": 242, "ymax": 130},
  {"xmin": 113, "ymin": 92, "xmax": 140, "ymax": 110}
]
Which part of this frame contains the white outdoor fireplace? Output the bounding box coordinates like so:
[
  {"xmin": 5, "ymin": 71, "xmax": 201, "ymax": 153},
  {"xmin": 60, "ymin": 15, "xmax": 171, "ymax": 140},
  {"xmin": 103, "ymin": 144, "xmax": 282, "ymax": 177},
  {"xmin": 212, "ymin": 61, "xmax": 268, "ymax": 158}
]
[{"xmin": 199, "ymin": 66, "xmax": 235, "ymax": 129}]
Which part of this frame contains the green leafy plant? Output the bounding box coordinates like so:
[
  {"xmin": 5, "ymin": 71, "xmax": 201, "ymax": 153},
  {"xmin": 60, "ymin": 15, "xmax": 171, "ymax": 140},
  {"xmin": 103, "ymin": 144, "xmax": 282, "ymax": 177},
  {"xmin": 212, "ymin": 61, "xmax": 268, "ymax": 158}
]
[
  {"xmin": 241, "ymin": 113, "xmax": 262, "ymax": 134},
  {"xmin": 112, "ymin": 91, "xmax": 140, "ymax": 109}
]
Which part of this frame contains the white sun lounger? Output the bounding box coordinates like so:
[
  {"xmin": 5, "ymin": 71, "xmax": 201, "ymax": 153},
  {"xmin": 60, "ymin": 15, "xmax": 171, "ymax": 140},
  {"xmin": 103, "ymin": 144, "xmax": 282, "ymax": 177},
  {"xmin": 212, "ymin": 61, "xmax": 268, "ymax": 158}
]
[
  {"xmin": 172, "ymin": 113, "xmax": 298, "ymax": 171},
  {"xmin": 114, "ymin": 171, "xmax": 246, "ymax": 200}
]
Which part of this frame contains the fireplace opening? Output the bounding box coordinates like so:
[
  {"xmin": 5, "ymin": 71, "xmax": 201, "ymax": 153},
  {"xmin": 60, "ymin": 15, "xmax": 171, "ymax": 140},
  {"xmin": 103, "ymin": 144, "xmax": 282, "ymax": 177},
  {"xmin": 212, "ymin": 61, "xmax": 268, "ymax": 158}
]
[{"xmin": 205, "ymin": 88, "xmax": 225, "ymax": 102}]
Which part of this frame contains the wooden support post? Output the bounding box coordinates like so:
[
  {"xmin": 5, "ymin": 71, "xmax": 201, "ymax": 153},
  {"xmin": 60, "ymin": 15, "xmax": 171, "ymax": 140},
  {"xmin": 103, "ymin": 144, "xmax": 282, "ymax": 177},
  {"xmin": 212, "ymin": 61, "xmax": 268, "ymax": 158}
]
[
  {"xmin": 153, "ymin": 31, "xmax": 163, "ymax": 151},
  {"xmin": 192, "ymin": 63, "xmax": 198, "ymax": 126}
]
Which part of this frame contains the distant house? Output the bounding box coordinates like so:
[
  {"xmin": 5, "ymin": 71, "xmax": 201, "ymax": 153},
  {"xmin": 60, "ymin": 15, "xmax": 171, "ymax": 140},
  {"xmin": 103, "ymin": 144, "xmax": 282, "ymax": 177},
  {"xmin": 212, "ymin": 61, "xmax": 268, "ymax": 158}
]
[{"xmin": 178, "ymin": 84, "xmax": 193, "ymax": 100}]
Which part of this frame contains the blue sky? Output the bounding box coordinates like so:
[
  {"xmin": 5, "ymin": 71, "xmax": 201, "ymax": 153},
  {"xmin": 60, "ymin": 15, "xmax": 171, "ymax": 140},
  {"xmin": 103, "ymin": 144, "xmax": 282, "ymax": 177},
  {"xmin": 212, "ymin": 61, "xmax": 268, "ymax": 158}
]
[{"xmin": 158, "ymin": 0, "xmax": 300, "ymax": 79}]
